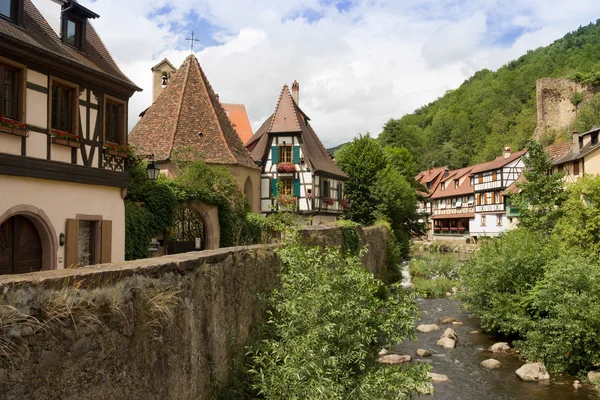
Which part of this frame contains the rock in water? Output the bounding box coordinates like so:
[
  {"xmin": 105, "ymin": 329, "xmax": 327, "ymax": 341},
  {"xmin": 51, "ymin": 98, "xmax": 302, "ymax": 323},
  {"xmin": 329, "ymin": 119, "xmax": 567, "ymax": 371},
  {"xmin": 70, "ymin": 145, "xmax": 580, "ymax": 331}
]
[
  {"xmin": 416, "ymin": 324, "xmax": 440, "ymax": 333},
  {"xmin": 437, "ymin": 338, "xmax": 456, "ymax": 349},
  {"xmin": 378, "ymin": 354, "xmax": 412, "ymax": 364},
  {"xmin": 470, "ymin": 330, "xmax": 481, "ymax": 334},
  {"xmin": 438, "ymin": 317, "xmax": 456, "ymax": 324},
  {"xmin": 489, "ymin": 342, "xmax": 511, "ymax": 353},
  {"xmin": 441, "ymin": 328, "xmax": 458, "ymax": 341},
  {"xmin": 481, "ymin": 359, "xmax": 502, "ymax": 370},
  {"xmin": 428, "ymin": 372, "xmax": 450, "ymax": 382},
  {"xmin": 588, "ymin": 371, "xmax": 600, "ymax": 384},
  {"xmin": 573, "ymin": 380, "xmax": 583, "ymax": 390},
  {"xmin": 515, "ymin": 363, "xmax": 550, "ymax": 381},
  {"xmin": 417, "ymin": 349, "xmax": 432, "ymax": 357},
  {"xmin": 452, "ymin": 321, "xmax": 463, "ymax": 326}
]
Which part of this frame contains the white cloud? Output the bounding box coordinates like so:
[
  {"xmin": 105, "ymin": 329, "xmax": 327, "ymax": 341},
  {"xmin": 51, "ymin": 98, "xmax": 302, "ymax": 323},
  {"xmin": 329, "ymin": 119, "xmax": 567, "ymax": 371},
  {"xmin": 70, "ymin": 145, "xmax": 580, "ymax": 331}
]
[{"xmin": 32, "ymin": 0, "xmax": 600, "ymax": 148}]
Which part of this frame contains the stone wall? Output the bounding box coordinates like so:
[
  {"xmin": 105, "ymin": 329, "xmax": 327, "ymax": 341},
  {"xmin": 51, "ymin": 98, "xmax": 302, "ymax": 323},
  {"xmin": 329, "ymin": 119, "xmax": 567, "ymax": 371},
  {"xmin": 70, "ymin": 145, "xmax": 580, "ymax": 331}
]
[
  {"xmin": 534, "ymin": 78, "xmax": 595, "ymax": 138},
  {"xmin": 0, "ymin": 225, "xmax": 390, "ymax": 400}
]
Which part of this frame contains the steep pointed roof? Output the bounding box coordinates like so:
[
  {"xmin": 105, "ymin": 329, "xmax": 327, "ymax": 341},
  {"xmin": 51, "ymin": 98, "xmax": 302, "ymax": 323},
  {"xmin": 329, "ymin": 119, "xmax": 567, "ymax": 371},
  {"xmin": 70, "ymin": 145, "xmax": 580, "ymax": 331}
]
[
  {"xmin": 129, "ymin": 55, "xmax": 258, "ymax": 169},
  {"xmin": 247, "ymin": 84, "xmax": 347, "ymax": 180},
  {"xmin": 223, "ymin": 103, "xmax": 253, "ymax": 144}
]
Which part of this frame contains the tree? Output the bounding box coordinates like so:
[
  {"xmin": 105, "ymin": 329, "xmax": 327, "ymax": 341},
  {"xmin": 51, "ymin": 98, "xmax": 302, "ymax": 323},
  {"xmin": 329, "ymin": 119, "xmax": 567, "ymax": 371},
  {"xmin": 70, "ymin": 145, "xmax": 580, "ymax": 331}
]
[
  {"xmin": 383, "ymin": 146, "xmax": 419, "ymax": 186},
  {"xmin": 336, "ymin": 134, "xmax": 387, "ymax": 225},
  {"xmin": 573, "ymin": 92, "xmax": 600, "ymax": 133},
  {"xmin": 511, "ymin": 140, "xmax": 566, "ymax": 234}
]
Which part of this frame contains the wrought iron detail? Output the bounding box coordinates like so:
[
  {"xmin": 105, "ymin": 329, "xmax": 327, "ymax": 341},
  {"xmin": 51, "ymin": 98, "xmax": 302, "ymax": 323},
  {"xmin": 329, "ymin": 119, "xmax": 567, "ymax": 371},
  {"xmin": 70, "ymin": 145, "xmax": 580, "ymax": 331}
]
[{"xmin": 102, "ymin": 153, "xmax": 125, "ymax": 172}]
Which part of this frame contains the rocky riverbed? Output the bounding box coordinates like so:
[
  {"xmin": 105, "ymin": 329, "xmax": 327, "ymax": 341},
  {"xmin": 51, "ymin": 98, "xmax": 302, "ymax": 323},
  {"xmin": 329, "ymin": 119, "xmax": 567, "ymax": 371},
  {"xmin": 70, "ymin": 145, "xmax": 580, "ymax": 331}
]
[{"xmin": 391, "ymin": 298, "xmax": 599, "ymax": 399}]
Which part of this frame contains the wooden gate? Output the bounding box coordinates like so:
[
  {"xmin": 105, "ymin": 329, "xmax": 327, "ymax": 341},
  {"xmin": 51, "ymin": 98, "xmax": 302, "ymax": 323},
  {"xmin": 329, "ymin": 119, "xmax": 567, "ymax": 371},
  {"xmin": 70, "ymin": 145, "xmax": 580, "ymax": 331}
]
[{"xmin": 0, "ymin": 215, "xmax": 43, "ymax": 275}]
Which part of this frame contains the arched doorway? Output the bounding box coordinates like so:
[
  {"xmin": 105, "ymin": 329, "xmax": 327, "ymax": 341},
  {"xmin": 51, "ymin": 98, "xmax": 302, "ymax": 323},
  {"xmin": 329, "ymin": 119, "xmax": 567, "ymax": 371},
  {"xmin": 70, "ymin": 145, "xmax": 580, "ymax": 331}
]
[
  {"xmin": 165, "ymin": 208, "xmax": 205, "ymax": 255},
  {"xmin": 244, "ymin": 176, "xmax": 254, "ymax": 211},
  {"xmin": 0, "ymin": 215, "xmax": 43, "ymax": 275}
]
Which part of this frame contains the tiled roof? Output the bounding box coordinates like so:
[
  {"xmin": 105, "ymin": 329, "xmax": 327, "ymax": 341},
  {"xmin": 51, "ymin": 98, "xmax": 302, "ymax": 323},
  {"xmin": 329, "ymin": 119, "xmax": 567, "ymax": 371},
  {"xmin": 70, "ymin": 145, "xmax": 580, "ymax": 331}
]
[
  {"xmin": 545, "ymin": 141, "xmax": 572, "ymax": 161},
  {"xmin": 222, "ymin": 104, "xmax": 253, "ymax": 144},
  {"xmin": 430, "ymin": 166, "xmax": 474, "ymax": 199},
  {"xmin": 0, "ymin": 0, "xmax": 140, "ymax": 91},
  {"xmin": 552, "ymin": 127, "xmax": 600, "ymax": 165},
  {"xmin": 503, "ymin": 173, "xmax": 526, "ymax": 196},
  {"xmin": 247, "ymin": 85, "xmax": 347, "ymax": 180},
  {"xmin": 471, "ymin": 149, "xmax": 528, "ymax": 173},
  {"xmin": 416, "ymin": 166, "xmax": 447, "ymax": 184},
  {"xmin": 129, "ymin": 55, "xmax": 258, "ymax": 169}
]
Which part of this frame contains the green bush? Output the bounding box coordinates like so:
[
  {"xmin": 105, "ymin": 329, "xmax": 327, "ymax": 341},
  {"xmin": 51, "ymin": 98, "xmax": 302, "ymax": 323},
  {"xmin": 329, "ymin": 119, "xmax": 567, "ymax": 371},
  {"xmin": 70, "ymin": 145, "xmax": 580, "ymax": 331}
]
[
  {"xmin": 408, "ymin": 253, "xmax": 461, "ymax": 298},
  {"xmin": 247, "ymin": 234, "xmax": 430, "ymax": 399},
  {"xmin": 520, "ymin": 253, "xmax": 600, "ymax": 375},
  {"xmin": 412, "ymin": 277, "xmax": 456, "ymax": 299},
  {"xmin": 337, "ymin": 219, "xmax": 361, "ymax": 256},
  {"xmin": 459, "ymin": 228, "xmax": 557, "ymax": 336}
]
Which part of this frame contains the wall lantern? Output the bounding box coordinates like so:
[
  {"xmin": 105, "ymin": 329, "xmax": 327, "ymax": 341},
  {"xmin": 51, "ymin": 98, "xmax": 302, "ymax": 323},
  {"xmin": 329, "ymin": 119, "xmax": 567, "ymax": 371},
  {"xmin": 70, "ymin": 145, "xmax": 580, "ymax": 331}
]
[
  {"xmin": 59, "ymin": 233, "xmax": 65, "ymax": 246},
  {"xmin": 146, "ymin": 154, "xmax": 161, "ymax": 181}
]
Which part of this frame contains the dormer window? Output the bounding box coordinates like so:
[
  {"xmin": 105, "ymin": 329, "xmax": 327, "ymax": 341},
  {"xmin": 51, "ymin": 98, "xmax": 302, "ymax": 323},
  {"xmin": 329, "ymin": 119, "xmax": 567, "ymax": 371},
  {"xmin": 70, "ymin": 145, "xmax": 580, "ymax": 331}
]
[
  {"xmin": 441, "ymin": 182, "xmax": 445, "ymax": 191},
  {"xmin": 0, "ymin": 0, "xmax": 21, "ymax": 23},
  {"xmin": 454, "ymin": 179, "xmax": 459, "ymax": 189},
  {"xmin": 592, "ymin": 133, "xmax": 598, "ymax": 146},
  {"xmin": 61, "ymin": 1, "xmax": 99, "ymax": 51},
  {"xmin": 66, "ymin": 17, "xmax": 83, "ymax": 48}
]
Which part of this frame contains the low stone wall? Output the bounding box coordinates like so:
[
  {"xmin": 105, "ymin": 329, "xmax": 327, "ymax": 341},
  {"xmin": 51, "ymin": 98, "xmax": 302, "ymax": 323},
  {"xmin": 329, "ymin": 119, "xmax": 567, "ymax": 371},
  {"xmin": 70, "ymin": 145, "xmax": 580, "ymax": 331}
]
[{"xmin": 0, "ymin": 225, "xmax": 390, "ymax": 400}]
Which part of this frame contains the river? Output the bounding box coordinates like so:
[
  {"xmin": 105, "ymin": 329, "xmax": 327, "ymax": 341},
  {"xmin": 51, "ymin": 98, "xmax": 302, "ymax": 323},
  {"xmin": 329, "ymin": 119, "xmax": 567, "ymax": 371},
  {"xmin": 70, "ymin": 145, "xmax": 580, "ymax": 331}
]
[{"xmin": 394, "ymin": 256, "xmax": 599, "ymax": 399}]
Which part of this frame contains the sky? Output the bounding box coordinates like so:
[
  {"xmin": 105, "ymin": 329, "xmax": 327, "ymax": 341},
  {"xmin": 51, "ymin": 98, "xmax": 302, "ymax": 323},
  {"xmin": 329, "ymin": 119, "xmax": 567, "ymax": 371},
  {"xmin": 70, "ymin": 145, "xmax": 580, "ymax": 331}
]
[{"xmin": 32, "ymin": 0, "xmax": 600, "ymax": 148}]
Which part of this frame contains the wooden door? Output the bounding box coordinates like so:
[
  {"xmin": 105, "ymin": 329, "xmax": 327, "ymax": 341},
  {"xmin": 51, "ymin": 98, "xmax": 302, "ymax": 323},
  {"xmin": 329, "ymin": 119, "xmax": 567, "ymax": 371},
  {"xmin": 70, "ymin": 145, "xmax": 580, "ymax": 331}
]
[{"xmin": 0, "ymin": 216, "xmax": 43, "ymax": 275}]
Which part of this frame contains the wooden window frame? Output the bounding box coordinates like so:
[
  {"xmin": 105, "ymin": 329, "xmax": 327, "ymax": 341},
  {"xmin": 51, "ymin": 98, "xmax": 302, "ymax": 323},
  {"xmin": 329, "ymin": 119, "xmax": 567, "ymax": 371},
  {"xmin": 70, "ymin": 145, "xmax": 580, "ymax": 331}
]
[
  {"xmin": 103, "ymin": 94, "xmax": 126, "ymax": 145},
  {"xmin": 65, "ymin": 215, "xmax": 112, "ymax": 268},
  {"xmin": 0, "ymin": 0, "xmax": 22, "ymax": 24},
  {"xmin": 279, "ymin": 144, "xmax": 292, "ymax": 163},
  {"xmin": 573, "ymin": 161, "xmax": 580, "ymax": 176},
  {"xmin": 0, "ymin": 56, "xmax": 26, "ymax": 124},
  {"xmin": 49, "ymin": 76, "xmax": 79, "ymax": 136},
  {"xmin": 280, "ymin": 179, "xmax": 293, "ymax": 196},
  {"xmin": 496, "ymin": 215, "xmax": 503, "ymax": 227},
  {"xmin": 480, "ymin": 215, "xmax": 486, "ymax": 227},
  {"xmin": 61, "ymin": 13, "xmax": 86, "ymax": 51}
]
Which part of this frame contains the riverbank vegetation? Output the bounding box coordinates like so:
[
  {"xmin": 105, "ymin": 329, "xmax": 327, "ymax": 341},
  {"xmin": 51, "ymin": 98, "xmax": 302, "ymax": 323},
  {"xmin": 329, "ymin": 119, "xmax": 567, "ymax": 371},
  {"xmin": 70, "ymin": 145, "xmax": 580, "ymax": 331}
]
[
  {"xmin": 222, "ymin": 231, "xmax": 430, "ymax": 399},
  {"xmin": 460, "ymin": 142, "xmax": 600, "ymax": 376},
  {"xmin": 408, "ymin": 253, "xmax": 461, "ymax": 298}
]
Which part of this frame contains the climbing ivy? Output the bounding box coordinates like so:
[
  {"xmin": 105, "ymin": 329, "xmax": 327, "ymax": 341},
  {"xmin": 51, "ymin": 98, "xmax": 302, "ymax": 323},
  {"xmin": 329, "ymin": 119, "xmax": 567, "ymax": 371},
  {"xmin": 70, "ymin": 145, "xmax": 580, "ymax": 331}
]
[{"xmin": 337, "ymin": 220, "xmax": 361, "ymax": 256}]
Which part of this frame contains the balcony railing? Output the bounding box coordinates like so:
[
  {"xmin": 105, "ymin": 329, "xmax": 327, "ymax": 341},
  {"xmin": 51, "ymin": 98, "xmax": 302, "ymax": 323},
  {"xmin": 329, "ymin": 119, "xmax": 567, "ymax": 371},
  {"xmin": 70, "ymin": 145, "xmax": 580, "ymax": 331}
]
[
  {"xmin": 475, "ymin": 203, "xmax": 504, "ymax": 213},
  {"xmin": 433, "ymin": 227, "xmax": 469, "ymax": 235}
]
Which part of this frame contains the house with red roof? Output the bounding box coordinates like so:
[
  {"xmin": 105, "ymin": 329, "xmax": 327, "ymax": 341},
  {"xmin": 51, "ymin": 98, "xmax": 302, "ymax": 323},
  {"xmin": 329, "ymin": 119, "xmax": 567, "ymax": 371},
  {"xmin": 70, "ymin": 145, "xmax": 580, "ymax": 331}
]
[
  {"xmin": 429, "ymin": 166, "xmax": 475, "ymax": 237},
  {"xmin": 547, "ymin": 127, "xmax": 600, "ymax": 183},
  {"xmin": 247, "ymin": 81, "xmax": 348, "ymax": 224},
  {"xmin": 414, "ymin": 166, "xmax": 448, "ymax": 237},
  {"xmin": 0, "ymin": 0, "xmax": 140, "ymax": 272},
  {"xmin": 129, "ymin": 54, "xmax": 260, "ymax": 212}
]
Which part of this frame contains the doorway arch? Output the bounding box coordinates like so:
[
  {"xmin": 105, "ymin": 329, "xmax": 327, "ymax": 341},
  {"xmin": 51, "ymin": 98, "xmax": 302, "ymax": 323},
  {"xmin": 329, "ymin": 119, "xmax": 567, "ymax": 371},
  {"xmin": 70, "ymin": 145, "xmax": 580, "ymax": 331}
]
[
  {"xmin": 0, "ymin": 205, "xmax": 57, "ymax": 272},
  {"xmin": 244, "ymin": 176, "xmax": 254, "ymax": 211},
  {"xmin": 170, "ymin": 201, "xmax": 220, "ymax": 251}
]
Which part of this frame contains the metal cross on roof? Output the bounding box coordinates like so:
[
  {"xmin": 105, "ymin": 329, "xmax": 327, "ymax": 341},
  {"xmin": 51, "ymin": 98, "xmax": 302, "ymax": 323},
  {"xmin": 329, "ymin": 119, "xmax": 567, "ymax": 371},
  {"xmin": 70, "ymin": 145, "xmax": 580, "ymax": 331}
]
[{"xmin": 185, "ymin": 32, "xmax": 200, "ymax": 53}]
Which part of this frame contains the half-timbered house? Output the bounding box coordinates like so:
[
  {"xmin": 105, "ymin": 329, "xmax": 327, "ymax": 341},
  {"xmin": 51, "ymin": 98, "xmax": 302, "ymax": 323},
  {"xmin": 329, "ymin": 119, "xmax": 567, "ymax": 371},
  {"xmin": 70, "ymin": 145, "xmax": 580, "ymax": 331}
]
[
  {"xmin": 129, "ymin": 54, "xmax": 261, "ymax": 212},
  {"xmin": 429, "ymin": 166, "xmax": 475, "ymax": 238},
  {"xmin": 469, "ymin": 147, "xmax": 527, "ymax": 238},
  {"xmin": 547, "ymin": 127, "xmax": 600, "ymax": 183},
  {"xmin": 0, "ymin": 0, "xmax": 140, "ymax": 273},
  {"xmin": 246, "ymin": 81, "xmax": 348, "ymax": 224}
]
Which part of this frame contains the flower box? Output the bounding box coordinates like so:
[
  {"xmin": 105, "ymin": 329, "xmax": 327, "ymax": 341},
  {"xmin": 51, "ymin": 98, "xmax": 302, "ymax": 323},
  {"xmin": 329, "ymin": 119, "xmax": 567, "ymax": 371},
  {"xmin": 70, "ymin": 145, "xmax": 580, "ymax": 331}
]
[
  {"xmin": 441, "ymin": 227, "xmax": 449, "ymax": 232},
  {"xmin": 51, "ymin": 137, "xmax": 81, "ymax": 148},
  {"xmin": 0, "ymin": 117, "xmax": 28, "ymax": 138},
  {"xmin": 434, "ymin": 227, "xmax": 441, "ymax": 233},
  {"xmin": 322, "ymin": 197, "xmax": 334, "ymax": 206},
  {"xmin": 276, "ymin": 163, "xmax": 296, "ymax": 173},
  {"xmin": 104, "ymin": 148, "xmax": 128, "ymax": 158}
]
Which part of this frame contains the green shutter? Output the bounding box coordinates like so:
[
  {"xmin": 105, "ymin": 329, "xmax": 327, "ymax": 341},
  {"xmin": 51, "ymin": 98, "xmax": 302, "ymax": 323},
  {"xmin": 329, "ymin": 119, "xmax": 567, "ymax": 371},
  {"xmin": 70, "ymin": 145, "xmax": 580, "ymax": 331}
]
[
  {"xmin": 271, "ymin": 178, "xmax": 279, "ymax": 197},
  {"xmin": 293, "ymin": 178, "xmax": 300, "ymax": 197},
  {"xmin": 271, "ymin": 146, "xmax": 279, "ymax": 163},
  {"xmin": 292, "ymin": 145, "xmax": 300, "ymax": 163}
]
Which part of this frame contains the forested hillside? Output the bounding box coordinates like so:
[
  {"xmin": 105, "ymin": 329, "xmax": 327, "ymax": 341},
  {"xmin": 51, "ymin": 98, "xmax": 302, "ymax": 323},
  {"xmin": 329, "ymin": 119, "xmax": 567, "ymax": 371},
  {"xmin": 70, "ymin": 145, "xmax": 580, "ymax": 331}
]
[{"xmin": 379, "ymin": 19, "xmax": 600, "ymax": 170}]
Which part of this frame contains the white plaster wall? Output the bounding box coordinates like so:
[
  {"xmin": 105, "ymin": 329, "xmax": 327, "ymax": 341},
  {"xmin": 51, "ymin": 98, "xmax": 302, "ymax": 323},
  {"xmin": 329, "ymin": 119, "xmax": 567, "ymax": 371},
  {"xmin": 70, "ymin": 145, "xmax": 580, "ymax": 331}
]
[
  {"xmin": 469, "ymin": 213, "xmax": 508, "ymax": 237},
  {"xmin": 0, "ymin": 175, "xmax": 125, "ymax": 268},
  {"xmin": 25, "ymin": 89, "xmax": 48, "ymax": 128},
  {"xmin": 0, "ymin": 134, "xmax": 22, "ymax": 155},
  {"xmin": 51, "ymin": 144, "xmax": 72, "ymax": 163},
  {"xmin": 27, "ymin": 132, "xmax": 47, "ymax": 159},
  {"xmin": 27, "ymin": 69, "xmax": 47, "ymax": 87}
]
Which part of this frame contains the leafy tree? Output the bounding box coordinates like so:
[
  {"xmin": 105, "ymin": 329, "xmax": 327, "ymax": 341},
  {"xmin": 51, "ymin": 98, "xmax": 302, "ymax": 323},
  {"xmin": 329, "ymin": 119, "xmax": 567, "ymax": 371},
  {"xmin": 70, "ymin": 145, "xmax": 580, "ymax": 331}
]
[
  {"xmin": 248, "ymin": 234, "xmax": 430, "ymax": 399},
  {"xmin": 383, "ymin": 146, "xmax": 419, "ymax": 186},
  {"xmin": 335, "ymin": 134, "xmax": 387, "ymax": 225},
  {"xmin": 511, "ymin": 140, "xmax": 566, "ymax": 235},
  {"xmin": 379, "ymin": 118, "xmax": 425, "ymax": 166},
  {"xmin": 573, "ymin": 92, "xmax": 600, "ymax": 133}
]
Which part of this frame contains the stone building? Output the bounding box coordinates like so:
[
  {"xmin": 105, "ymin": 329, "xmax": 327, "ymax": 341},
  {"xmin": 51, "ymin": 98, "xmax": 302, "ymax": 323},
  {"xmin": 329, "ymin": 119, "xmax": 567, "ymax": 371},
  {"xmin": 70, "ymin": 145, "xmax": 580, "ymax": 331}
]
[
  {"xmin": 246, "ymin": 81, "xmax": 348, "ymax": 224},
  {"xmin": 0, "ymin": 0, "xmax": 140, "ymax": 273},
  {"xmin": 129, "ymin": 54, "xmax": 261, "ymax": 212}
]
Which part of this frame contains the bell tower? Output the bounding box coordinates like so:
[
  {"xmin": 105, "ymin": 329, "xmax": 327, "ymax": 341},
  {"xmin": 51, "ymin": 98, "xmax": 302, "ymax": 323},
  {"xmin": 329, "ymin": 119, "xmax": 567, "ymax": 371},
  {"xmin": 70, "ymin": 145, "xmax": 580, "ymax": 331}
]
[{"xmin": 151, "ymin": 58, "xmax": 177, "ymax": 103}]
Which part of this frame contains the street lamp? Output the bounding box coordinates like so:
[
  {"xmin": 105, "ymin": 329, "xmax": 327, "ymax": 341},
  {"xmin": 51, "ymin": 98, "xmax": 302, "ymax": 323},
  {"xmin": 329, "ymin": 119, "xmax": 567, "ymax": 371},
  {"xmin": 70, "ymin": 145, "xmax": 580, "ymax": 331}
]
[{"xmin": 146, "ymin": 154, "xmax": 161, "ymax": 181}]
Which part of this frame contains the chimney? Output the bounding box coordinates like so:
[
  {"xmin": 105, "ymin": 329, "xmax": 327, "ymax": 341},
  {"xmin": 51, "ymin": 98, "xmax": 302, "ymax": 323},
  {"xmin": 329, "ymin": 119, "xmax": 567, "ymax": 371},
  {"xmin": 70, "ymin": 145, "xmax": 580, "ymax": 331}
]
[
  {"xmin": 292, "ymin": 80, "xmax": 299, "ymax": 105},
  {"xmin": 503, "ymin": 145, "xmax": 511, "ymax": 159},
  {"xmin": 572, "ymin": 131, "xmax": 580, "ymax": 155}
]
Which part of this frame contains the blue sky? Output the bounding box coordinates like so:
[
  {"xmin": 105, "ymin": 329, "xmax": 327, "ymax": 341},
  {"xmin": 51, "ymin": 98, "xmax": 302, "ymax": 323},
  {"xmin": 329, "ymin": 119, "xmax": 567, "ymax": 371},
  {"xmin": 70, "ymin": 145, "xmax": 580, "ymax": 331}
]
[{"xmin": 33, "ymin": 0, "xmax": 600, "ymax": 147}]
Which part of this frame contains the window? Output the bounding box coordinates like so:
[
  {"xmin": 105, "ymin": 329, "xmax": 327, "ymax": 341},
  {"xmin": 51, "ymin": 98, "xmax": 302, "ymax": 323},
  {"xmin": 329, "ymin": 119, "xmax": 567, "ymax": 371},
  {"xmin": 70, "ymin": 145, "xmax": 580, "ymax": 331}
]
[
  {"xmin": 478, "ymin": 174, "xmax": 483, "ymax": 184},
  {"xmin": 441, "ymin": 182, "xmax": 445, "ymax": 191},
  {"xmin": 455, "ymin": 179, "xmax": 459, "ymax": 189},
  {"xmin": 452, "ymin": 198, "xmax": 456, "ymax": 208},
  {"xmin": 492, "ymin": 171, "xmax": 497, "ymax": 181},
  {"xmin": 280, "ymin": 179, "xmax": 293, "ymax": 196},
  {"xmin": 66, "ymin": 17, "xmax": 83, "ymax": 49},
  {"xmin": 558, "ymin": 164, "xmax": 564, "ymax": 172},
  {"xmin": 593, "ymin": 133, "xmax": 599, "ymax": 146},
  {"xmin": 78, "ymin": 220, "xmax": 97, "ymax": 266},
  {"xmin": 494, "ymin": 192, "xmax": 500, "ymax": 204},
  {"xmin": 321, "ymin": 179, "xmax": 331, "ymax": 198},
  {"xmin": 496, "ymin": 215, "xmax": 503, "ymax": 227},
  {"xmin": 467, "ymin": 195, "xmax": 474, "ymax": 206},
  {"xmin": 455, "ymin": 198, "xmax": 462, "ymax": 208},
  {"xmin": 0, "ymin": 0, "xmax": 16, "ymax": 21},
  {"xmin": 426, "ymin": 182, "xmax": 431, "ymax": 190},
  {"xmin": 470, "ymin": 177, "xmax": 474, "ymax": 186},
  {"xmin": 51, "ymin": 83, "xmax": 75, "ymax": 133},
  {"xmin": 0, "ymin": 64, "xmax": 19, "ymax": 120},
  {"xmin": 573, "ymin": 161, "xmax": 580, "ymax": 175},
  {"xmin": 105, "ymin": 99, "xmax": 124, "ymax": 144},
  {"xmin": 486, "ymin": 192, "xmax": 492, "ymax": 205},
  {"xmin": 279, "ymin": 144, "xmax": 292, "ymax": 163},
  {"xmin": 481, "ymin": 215, "xmax": 486, "ymax": 227}
]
